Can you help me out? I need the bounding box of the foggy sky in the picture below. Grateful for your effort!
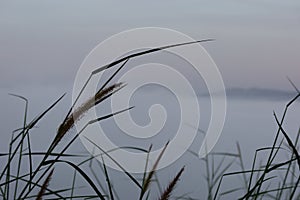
[0,0,300,90]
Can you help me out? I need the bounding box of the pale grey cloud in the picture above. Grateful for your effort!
[0,0,299,90]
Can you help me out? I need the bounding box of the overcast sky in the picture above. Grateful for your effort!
[0,0,300,148]
[0,0,300,91]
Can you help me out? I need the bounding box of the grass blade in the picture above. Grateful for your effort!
[139,142,169,200]
[84,136,142,189]
[42,160,105,200]
[274,112,300,170]
[101,156,114,200]
[63,39,213,133]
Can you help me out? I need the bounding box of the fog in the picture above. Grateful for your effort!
[1,0,300,199]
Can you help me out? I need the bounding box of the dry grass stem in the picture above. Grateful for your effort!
[159,167,185,200]
[36,168,54,200]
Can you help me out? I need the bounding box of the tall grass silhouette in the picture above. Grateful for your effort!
[0,40,211,200]
[0,39,299,199]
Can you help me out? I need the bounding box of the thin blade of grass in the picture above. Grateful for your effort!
[18,107,132,199]
[142,145,153,187]
[78,146,148,166]
[139,141,169,200]
[23,152,86,157]
[247,145,283,193]
[241,92,300,199]
[7,94,32,199]
[0,186,6,200]
[101,156,114,200]
[3,132,14,200]
[274,112,300,170]
[267,158,297,172]
[5,94,29,199]
[211,159,236,190]
[84,136,142,189]
[91,39,214,75]
[290,176,300,199]
[213,169,270,200]
[45,195,100,200]
[64,39,213,131]
[219,187,244,196]
[0,94,65,183]
[236,142,248,188]
[287,76,300,93]
[251,186,297,198]
[288,128,300,199]
[154,172,163,195]
[70,170,76,200]
[42,160,105,200]
[9,173,66,199]
[88,160,107,198]
[95,158,121,200]
[27,93,66,130]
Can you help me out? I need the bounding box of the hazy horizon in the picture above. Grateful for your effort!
[1,0,300,91]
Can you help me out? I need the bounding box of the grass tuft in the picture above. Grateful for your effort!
[159,167,185,200]
[0,41,299,200]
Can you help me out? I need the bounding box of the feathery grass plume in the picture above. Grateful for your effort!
[140,142,169,200]
[159,167,185,200]
[36,168,54,200]
[53,83,124,147]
